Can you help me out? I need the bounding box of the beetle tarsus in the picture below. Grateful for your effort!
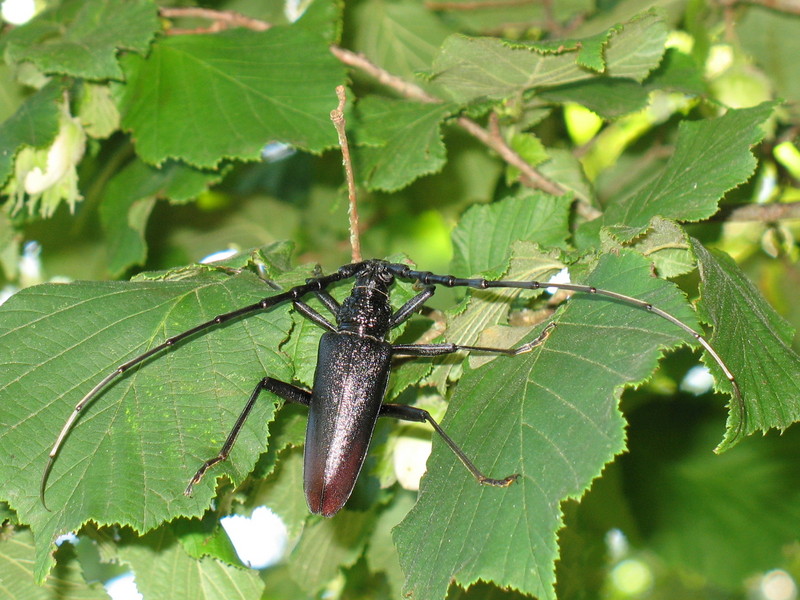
[479,473,520,487]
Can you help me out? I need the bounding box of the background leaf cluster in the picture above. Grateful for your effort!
[1,0,800,599]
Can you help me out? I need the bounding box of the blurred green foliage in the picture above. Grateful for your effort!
[1,0,800,599]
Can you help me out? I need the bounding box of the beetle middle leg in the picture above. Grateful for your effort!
[184,377,311,496]
[392,321,556,357]
[382,323,555,487]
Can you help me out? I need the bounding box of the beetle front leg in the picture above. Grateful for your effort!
[184,377,311,496]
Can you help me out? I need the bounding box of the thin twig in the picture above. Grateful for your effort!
[330,86,362,262]
[457,116,566,197]
[713,202,800,222]
[718,0,800,15]
[330,47,438,103]
[333,46,565,198]
[425,0,536,10]
[157,7,566,202]
[160,7,271,31]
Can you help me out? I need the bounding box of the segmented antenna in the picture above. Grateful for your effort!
[388,263,746,441]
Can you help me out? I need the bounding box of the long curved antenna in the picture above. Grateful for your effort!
[387,264,746,442]
[40,263,369,509]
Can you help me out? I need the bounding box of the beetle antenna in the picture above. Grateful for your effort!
[388,264,746,442]
[39,265,364,508]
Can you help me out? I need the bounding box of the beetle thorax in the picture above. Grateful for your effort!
[337,262,394,339]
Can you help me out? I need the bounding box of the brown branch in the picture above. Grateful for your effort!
[160,7,271,31]
[457,116,565,197]
[425,0,536,10]
[330,86,362,263]
[713,202,800,222]
[331,48,567,199]
[329,47,438,103]
[717,0,800,15]
[155,8,582,209]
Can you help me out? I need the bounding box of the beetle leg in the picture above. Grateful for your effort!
[392,322,555,356]
[314,290,341,317]
[293,300,338,332]
[379,403,518,487]
[388,285,435,328]
[184,377,311,496]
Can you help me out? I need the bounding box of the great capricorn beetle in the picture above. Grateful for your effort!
[41,259,742,517]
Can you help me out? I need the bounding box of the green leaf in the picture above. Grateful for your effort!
[624,400,800,588]
[0,80,65,188]
[537,148,595,207]
[251,445,308,540]
[294,0,344,44]
[436,0,590,36]
[0,528,108,600]
[537,78,650,119]
[0,64,27,123]
[0,503,16,524]
[430,11,667,103]
[395,248,704,600]
[645,48,707,95]
[365,491,416,597]
[76,82,120,139]
[3,0,159,80]
[451,191,571,277]
[350,0,455,82]
[287,510,374,595]
[118,27,346,167]
[428,241,566,393]
[738,6,800,103]
[581,102,776,243]
[692,240,800,449]
[0,211,21,281]
[440,193,573,391]
[284,309,327,389]
[0,266,294,581]
[118,524,264,600]
[100,158,226,275]
[173,514,243,567]
[625,216,695,278]
[355,96,457,191]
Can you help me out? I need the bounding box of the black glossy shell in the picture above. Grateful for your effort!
[304,331,393,516]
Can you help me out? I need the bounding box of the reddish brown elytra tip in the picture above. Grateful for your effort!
[306,481,350,518]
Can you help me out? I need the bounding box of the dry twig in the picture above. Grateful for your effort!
[330,86,362,262]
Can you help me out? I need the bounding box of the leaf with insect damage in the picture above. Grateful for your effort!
[394,248,709,600]
[118,26,345,167]
[692,239,800,450]
[0,265,295,581]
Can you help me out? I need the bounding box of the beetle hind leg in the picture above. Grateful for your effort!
[379,403,519,487]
